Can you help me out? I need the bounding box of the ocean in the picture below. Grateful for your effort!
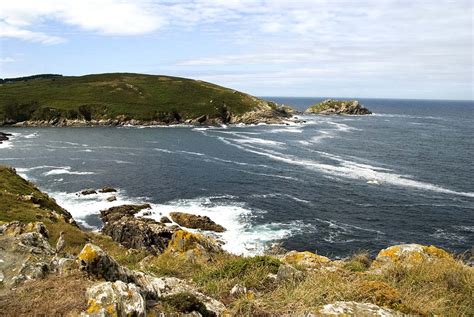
[1,97,473,258]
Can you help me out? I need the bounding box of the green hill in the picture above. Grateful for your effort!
[0,73,291,125]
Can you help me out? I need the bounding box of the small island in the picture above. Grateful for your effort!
[305,99,372,115]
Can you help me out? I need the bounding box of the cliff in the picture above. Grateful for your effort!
[0,165,472,316]
[0,73,294,126]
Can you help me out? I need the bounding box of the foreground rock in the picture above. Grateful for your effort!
[170,212,226,232]
[371,244,453,271]
[78,243,226,316]
[305,99,372,115]
[100,204,175,254]
[318,301,403,316]
[282,250,331,268]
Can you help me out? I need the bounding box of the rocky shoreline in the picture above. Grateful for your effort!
[0,166,473,316]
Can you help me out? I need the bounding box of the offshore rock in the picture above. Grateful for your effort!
[170,212,226,232]
[100,204,174,254]
[99,186,117,193]
[81,189,97,195]
[305,99,372,115]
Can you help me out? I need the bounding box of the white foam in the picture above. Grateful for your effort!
[218,136,474,198]
[234,137,285,147]
[43,167,95,176]
[268,127,303,134]
[0,141,13,149]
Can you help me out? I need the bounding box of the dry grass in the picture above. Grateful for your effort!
[0,273,93,316]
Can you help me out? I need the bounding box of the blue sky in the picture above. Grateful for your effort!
[0,0,472,100]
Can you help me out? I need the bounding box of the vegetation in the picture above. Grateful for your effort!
[0,164,473,316]
[0,73,273,123]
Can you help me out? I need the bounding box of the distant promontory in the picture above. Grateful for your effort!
[0,73,295,126]
[305,99,372,115]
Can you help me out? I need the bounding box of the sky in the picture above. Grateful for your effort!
[0,0,473,100]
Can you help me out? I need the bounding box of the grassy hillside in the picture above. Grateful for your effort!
[0,73,278,124]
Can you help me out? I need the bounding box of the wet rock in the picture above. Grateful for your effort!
[170,212,226,233]
[99,186,117,193]
[317,301,403,316]
[82,281,145,317]
[0,132,12,143]
[100,204,174,254]
[166,230,222,262]
[160,216,171,224]
[371,244,453,270]
[81,189,97,195]
[282,250,331,268]
[106,195,117,202]
[305,99,372,115]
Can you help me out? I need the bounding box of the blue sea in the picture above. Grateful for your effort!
[1,97,473,257]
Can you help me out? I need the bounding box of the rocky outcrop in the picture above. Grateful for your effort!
[166,230,223,262]
[305,99,372,115]
[0,222,55,290]
[170,212,226,232]
[78,244,226,316]
[100,204,175,254]
[282,250,331,268]
[81,189,97,195]
[82,281,146,317]
[99,186,117,193]
[371,244,453,270]
[317,301,404,316]
[0,132,12,144]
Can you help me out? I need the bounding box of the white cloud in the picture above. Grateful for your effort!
[0,0,164,43]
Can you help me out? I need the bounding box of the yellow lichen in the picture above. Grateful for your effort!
[423,245,451,259]
[86,299,101,314]
[283,251,331,267]
[78,244,99,262]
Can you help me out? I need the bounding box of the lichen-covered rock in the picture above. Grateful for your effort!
[317,301,403,316]
[305,99,372,115]
[276,264,304,282]
[166,230,222,262]
[0,221,49,240]
[170,212,226,232]
[133,275,226,316]
[78,243,131,282]
[100,204,175,254]
[82,281,145,317]
[372,244,453,269]
[282,251,331,268]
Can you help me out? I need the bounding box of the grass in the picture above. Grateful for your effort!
[0,73,273,122]
[1,164,473,316]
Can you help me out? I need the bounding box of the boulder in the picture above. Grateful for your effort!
[169,212,226,232]
[81,189,97,195]
[276,264,304,282]
[317,301,403,316]
[78,243,132,282]
[305,99,372,115]
[230,284,247,297]
[282,250,331,268]
[106,196,117,202]
[160,216,171,224]
[82,281,145,317]
[99,186,117,193]
[100,204,174,254]
[371,244,453,270]
[166,230,222,262]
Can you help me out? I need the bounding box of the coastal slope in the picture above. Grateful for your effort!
[0,73,293,126]
[0,165,473,316]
